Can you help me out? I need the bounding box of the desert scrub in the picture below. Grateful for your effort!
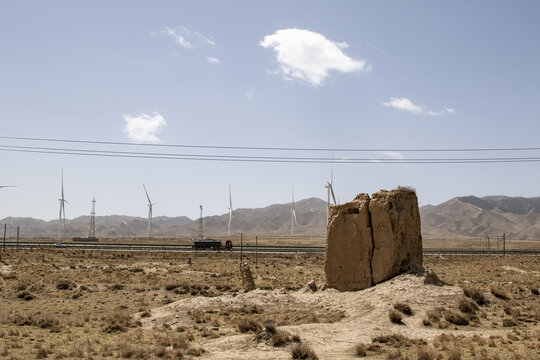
[490,286,510,300]
[388,309,403,324]
[417,348,435,360]
[462,287,489,305]
[444,311,469,326]
[237,318,261,333]
[393,302,413,316]
[289,342,318,360]
[102,313,138,333]
[355,343,367,357]
[458,297,478,314]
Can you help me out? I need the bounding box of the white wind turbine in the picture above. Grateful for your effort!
[291,189,298,236]
[143,184,156,238]
[325,157,336,224]
[227,184,233,237]
[58,170,69,239]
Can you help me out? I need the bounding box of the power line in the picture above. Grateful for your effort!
[2,135,540,153]
[1,146,540,164]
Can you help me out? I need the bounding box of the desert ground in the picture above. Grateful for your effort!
[0,249,539,359]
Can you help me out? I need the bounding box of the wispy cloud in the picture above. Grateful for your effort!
[381,151,404,160]
[123,112,166,143]
[153,26,216,48]
[382,97,455,116]
[259,28,368,86]
[244,88,256,101]
[207,56,220,65]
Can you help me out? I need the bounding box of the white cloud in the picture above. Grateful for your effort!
[259,28,367,86]
[154,26,215,48]
[381,151,405,160]
[207,56,220,64]
[382,97,455,116]
[244,88,256,101]
[123,112,166,143]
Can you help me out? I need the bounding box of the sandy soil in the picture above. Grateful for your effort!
[142,270,531,359]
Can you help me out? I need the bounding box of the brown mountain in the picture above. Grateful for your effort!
[420,195,540,239]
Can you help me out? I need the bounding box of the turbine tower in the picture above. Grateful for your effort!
[228,185,233,236]
[291,190,297,236]
[143,184,155,238]
[88,198,96,239]
[325,158,336,225]
[198,205,204,239]
[57,170,69,239]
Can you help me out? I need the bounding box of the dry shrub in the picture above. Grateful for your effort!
[458,297,478,314]
[237,318,261,333]
[16,291,34,301]
[355,343,367,357]
[289,342,318,360]
[531,288,539,295]
[444,311,469,326]
[56,280,73,290]
[447,348,462,360]
[103,313,136,333]
[394,303,413,316]
[372,334,426,348]
[490,286,511,300]
[386,349,403,359]
[417,348,435,360]
[389,310,403,324]
[185,346,205,357]
[502,318,517,327]
[462,287,488,305]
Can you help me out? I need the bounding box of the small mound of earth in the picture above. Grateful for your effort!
[140,272,481,359]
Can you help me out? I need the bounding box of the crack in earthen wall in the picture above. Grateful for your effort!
[366,203,375,287]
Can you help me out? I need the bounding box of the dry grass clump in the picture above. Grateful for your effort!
[16,291,34,301]
[462,287,489,305]
[447,348,462,360]
[103,313,138,333]
[393,303,413,316]
[389,309,403,324]
[355,343,367,357]
[502,318,517,327]
[444,311,469,326]
[416,348,435,360]
[289,342,318,360]
[56,279,74,290]
[237,318,261,333]
[458,297,478,314]
[490,286,511,300]
[255,320,299,347]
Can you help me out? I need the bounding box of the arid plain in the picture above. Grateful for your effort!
[0,248,539,360]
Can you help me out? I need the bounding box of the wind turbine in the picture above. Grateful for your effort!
[325,156,336,224]
[143,184,156,238]
[58,170,69,239]
[227,184,233,237]
[291,190,298,236]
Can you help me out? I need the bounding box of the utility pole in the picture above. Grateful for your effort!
[240,233,243,262]
[503,233,506,256]
[16,226,19,251]
[198,205,203,239]
[255,235,258,266]
[3,224,6,251]
[89,198,96,239]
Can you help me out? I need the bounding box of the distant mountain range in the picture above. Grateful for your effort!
[0,197,328,238]
[2,195,539,240]
[420,195,540,239]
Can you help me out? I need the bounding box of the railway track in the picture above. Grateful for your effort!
[1,241,539,255]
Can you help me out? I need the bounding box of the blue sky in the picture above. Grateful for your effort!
[1,1,539,220]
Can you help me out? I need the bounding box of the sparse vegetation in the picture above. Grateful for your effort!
[490,286,511,300]
[355,343,367,357]
[444,311,469,326]
[462,287,489,305]
[393,302,413,316]
[289,342,318,360]
[389,309,403,324]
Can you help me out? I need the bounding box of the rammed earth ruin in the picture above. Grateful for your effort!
[325,188,423,291]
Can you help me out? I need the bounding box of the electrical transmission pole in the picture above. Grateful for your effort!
[198,205,203,239]
[89,198,96,239]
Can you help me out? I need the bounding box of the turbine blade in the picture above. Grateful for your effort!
[293,209,297,224]
[328,183,337,205]
[143,184,151,204]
